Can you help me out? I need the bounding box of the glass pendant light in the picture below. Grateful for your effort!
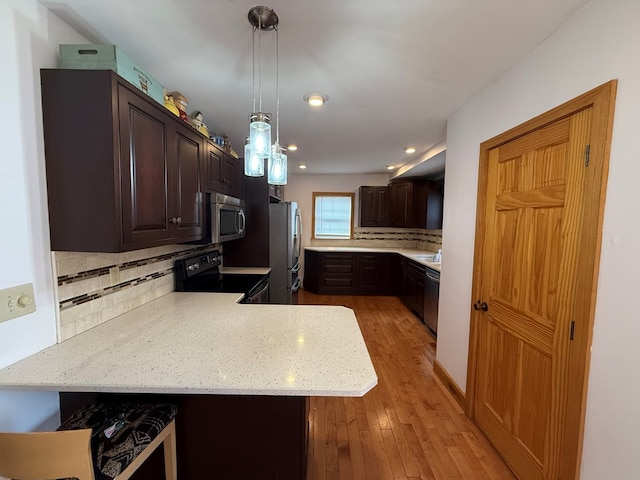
[267,15,287,185]
[268,144,287,185]
[249,113,271,158]
[244,137,264,176]
[246,6,278,177]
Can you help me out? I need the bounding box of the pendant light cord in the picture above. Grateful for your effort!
[258,15,263,112]
[275,26,280,146]
[252,28,256,113]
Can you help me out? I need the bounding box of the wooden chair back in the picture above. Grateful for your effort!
[0,429,95,480]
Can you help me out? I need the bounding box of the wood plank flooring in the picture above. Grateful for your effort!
[299,290,515,480]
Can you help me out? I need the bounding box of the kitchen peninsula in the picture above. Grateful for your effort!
[0,292,377,480]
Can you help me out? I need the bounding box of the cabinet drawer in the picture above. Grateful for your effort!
[322,277,356,288]
[322,253,356,261]
[322,263,355,274]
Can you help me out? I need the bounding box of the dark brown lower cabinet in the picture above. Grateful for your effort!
[304,251,395,296]
[404,260,426,321]
[60,392,309,480]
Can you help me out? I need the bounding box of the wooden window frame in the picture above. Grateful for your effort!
[311,192,355,240]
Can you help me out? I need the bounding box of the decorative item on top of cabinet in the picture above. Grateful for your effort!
[41,69,205,252]
[206,140,245,198]
[359,186,389,227]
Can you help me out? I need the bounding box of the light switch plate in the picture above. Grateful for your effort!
[0,283,36,324]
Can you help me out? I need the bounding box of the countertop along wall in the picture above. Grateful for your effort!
[438,0,640,477]
[285,173,443,280]
[0,0,89,432]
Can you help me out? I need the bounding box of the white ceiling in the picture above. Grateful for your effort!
[40,0,589,177]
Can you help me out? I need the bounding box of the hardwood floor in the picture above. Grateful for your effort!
[299,290,515,480]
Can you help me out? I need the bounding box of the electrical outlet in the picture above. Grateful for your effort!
[109,267,121,285]
[0,283,36,324]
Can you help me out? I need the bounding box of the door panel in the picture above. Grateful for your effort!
[119,87,170,246]
[474,108,590,480]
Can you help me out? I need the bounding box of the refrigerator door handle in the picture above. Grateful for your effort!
[291,262,301,273]
[291,277,302,291]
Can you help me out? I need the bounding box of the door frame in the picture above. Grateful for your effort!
[466,80,617,479]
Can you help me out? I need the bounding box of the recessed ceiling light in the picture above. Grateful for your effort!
[303,92,329,107]
[386,165,396,171]
[298,164,307,169]
[287,144,298,151]
[405,147,416,154]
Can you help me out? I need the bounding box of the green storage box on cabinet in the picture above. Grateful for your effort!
[59,44,164,105]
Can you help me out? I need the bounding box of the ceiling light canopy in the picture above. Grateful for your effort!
[304,92,328,107]
[244,6,287,185]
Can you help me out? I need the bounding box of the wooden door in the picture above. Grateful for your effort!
[205,140,225,193]
[172,127,204,241]
[390,181,412,227]
[467,81,616,480]
[118,84,172,247]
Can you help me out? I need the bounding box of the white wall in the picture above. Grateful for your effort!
[285,172,390,247]
[437,0,640,477]
[0,0,88,431]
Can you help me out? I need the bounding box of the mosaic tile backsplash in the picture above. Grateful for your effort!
[52,227,441,342]
[310,227,443,251]
[53,244,217,341]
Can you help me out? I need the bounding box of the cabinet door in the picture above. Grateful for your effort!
[358,253,390,294]
[172,127,205,241]
[359,186,389,227]
[390,181,413,227]
[406,261,426,320]
[223,154,243,198]
[119,85,172,247]
[426,179,444,229]
[206,141,225,193]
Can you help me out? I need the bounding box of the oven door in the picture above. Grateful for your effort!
[245,277,270,304]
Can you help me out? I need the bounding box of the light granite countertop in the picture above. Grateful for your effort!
[0,293,377,397]
[220,266,271,275]
[304,246,441,272]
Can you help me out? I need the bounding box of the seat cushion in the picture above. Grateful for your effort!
[58,402,177,480]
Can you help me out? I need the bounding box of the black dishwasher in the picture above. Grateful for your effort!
[424,267,440,335]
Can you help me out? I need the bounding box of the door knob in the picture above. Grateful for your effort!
[473,301,488,312]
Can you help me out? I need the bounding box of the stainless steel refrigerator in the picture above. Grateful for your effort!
[268,202,301,304]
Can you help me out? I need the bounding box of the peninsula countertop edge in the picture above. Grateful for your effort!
[0,292,378,397]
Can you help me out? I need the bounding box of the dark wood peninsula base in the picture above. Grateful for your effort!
[60,392,310,480]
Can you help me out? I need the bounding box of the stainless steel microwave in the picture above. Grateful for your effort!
[211,193,246,243]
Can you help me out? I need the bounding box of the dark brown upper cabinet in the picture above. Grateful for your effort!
[206,140,244,199]
[359,186,389,227]
[41,69,206,252]
[388,179,444,229]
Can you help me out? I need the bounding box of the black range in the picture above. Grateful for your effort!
[174,251,270,304]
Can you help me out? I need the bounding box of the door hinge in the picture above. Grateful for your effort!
[584,144,591,167]
[570,320,575,341]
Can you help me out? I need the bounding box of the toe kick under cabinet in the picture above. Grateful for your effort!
[41,69,207,252]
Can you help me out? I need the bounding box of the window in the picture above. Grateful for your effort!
[312,192,355,239]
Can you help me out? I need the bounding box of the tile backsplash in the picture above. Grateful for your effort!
[53,244,217,342]
[310,227,442,251]
[52,228,441,342]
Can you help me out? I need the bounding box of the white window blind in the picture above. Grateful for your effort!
[314,194,353,238]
